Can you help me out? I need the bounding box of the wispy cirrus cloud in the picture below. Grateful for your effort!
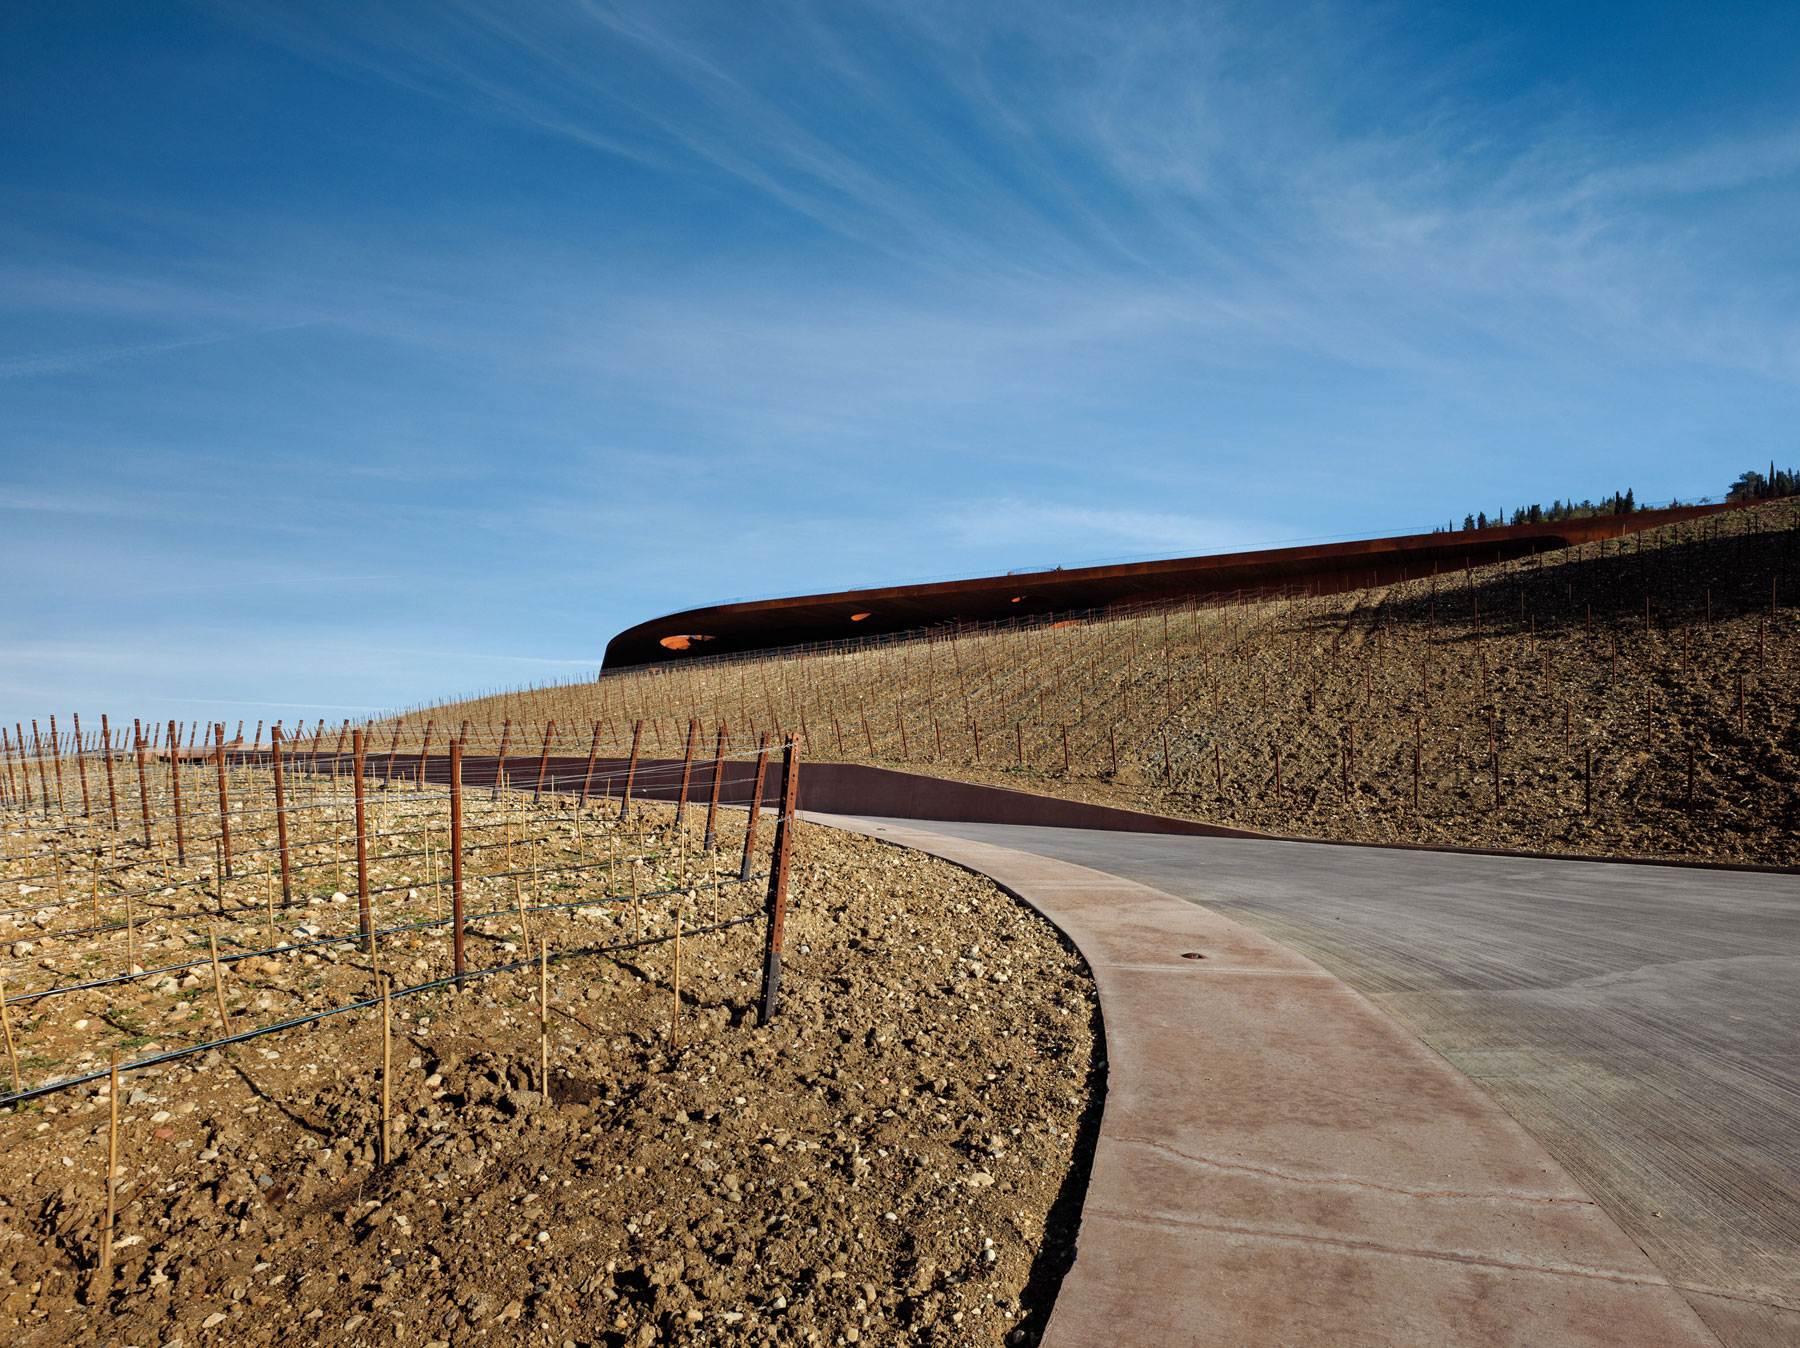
[0,328,306,380]
[3,1,1797,727]
[197,0,1800,395]
[939,500,1275,562]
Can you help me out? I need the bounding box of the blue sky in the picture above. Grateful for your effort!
[3,0,1798,732]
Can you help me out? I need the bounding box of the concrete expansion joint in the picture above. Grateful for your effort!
[1086,1206,1680,1290]
[1110,1132,1594,1205]
[1099,962,1332,976]
[1669,1283,1800,1317]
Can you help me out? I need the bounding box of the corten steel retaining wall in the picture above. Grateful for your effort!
[604,501,1744,668]
[309,753,1796,876]
[275,752,1260,838]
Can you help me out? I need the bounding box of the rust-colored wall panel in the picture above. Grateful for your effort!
[604,502,1736,668]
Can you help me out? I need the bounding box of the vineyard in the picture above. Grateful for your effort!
[0,736,1099,1346]
[2,494,1793,1346]
[382,497,1800,867]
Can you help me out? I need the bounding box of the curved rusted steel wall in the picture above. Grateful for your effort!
[604,502,1740,669]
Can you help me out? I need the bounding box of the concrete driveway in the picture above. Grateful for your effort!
[842,818,1800,1347]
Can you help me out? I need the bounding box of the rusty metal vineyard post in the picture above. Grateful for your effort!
[703,723,728,851]
[101,714,119,829]
[740,732,772,882]
[450,738,466,983]
[533,720,556,800]
[579,720,603,806]
[166,720,186,864]
[213,723,233,879]
[757,735,801,1026]
[619,719,643,821]
[675,718,698,825]
[48,715,65,813]
[383,725,403,788]
[72,713,90,817]
[491,716,513,801]
[416,720,435,791]
[134,723,152,848]
[353,730,372,952]
[271,726,293,904]
[31,721,50,815]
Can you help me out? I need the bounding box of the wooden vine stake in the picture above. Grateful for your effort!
[539,944,552,1092]
[379,974,392,1167]
[513,876,532,958]
[1412,718,1422,813]
[99,1052,119,1289]
[0,970,20,1093]
[208,933,233,1036]
[669,914,683,1051]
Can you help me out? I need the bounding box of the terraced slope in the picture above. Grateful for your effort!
[383,498,1798,866]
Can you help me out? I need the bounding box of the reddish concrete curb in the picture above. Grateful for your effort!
[808,812,1723,1348]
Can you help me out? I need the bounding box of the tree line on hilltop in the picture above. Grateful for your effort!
[1431,463,1796,534]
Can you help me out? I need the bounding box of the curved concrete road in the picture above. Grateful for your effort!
[840,818,1800,1348]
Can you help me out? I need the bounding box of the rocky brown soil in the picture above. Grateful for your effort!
[0,817,1102,1348]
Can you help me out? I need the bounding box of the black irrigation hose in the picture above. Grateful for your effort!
[1,747,764,862]
[1,870,769,1008]
[0,803,699,920]
[0,777,716,892]
[0,912,762,1108]
[3,761,778,988]
[0,806,673,897]
[5,841,700,945]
